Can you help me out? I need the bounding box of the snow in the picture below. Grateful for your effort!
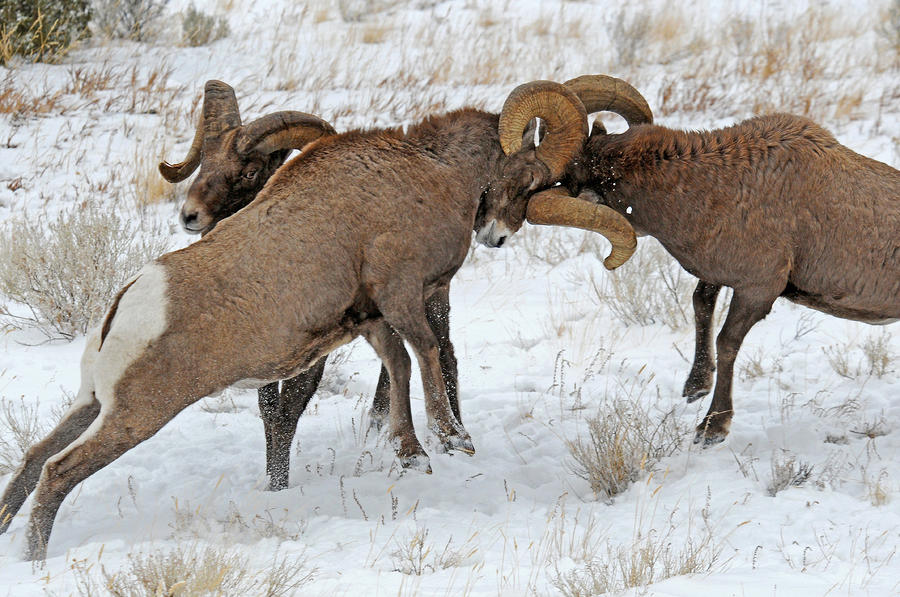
[1,0,898,595]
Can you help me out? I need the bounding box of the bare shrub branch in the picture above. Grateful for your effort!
[0,202,169,339]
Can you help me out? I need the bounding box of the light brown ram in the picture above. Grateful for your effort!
[479,74,900,445]
[0,80,633,560]
[158,80,460,492]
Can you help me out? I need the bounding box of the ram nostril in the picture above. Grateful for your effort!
[496,236,507,248]
[181,210,202,232]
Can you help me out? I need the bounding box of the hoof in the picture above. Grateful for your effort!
[428,422,475,456]
[683,369,714,402]
[390,435,431,473]
[684,388,710,403]
[368,412,387,434]
[444,435,475,456]
[399,453,432,474]
[693,429,727,447]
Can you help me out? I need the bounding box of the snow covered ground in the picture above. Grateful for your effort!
[0,0,898,594]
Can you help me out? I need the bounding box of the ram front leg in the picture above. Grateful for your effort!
[684,280,722,401]
[362,323,431,473]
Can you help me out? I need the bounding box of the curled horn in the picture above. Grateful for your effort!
[526,187,636,269]
[563,74,653,126]
[158,80,242,183]
[236,112,336,156]
[498,80,588,179]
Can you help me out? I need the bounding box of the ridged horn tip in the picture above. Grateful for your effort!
[525,187,637,270]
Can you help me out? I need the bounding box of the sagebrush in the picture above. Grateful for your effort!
[92,0,168,42]
[566,397,685,502]
[0,393,74,475]
[181,4,229,47]
[0,203,169,339]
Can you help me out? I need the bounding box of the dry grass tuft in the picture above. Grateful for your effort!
[767,450,814,497]
[566,393,685,503]
[64,63,118,97]
[552,529,726,596]
[861,329,894,378]
[0,72,64,117]
[72,543,314,596]
[546,493,737,596]
[865,470,891,507]
[588,239,696,331]
[389,526,479,575]
[130,140,180,206]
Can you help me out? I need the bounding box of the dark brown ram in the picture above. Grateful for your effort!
[480,74,900,445]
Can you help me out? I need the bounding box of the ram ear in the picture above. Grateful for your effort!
[520,118,547,151]
[589,119,607,137]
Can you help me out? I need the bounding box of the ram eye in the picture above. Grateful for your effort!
[243,169,258,181]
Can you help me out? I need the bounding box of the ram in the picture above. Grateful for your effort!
[158,80,459,492]
[0,79,629,560]
[480,74,900,446]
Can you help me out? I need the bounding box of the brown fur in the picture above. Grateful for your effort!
[2,108,510,560]
[493,112,900,444]
[172,98,460,492]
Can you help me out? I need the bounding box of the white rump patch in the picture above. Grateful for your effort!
[44,268,167,472]
[91,262,168,407]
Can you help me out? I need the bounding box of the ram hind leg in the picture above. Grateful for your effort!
[683,280,722,401]
[369,366,391,432]
[259,356,327,492]
[26,384,189,561]
[362,323,430,472]
[0,392,100,536]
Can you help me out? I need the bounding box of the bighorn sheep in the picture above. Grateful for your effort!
[158,80,460,492]
[479,74,900,445]
[1,80,630,559]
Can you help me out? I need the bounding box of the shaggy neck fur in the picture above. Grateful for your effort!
[576,114,845,266]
